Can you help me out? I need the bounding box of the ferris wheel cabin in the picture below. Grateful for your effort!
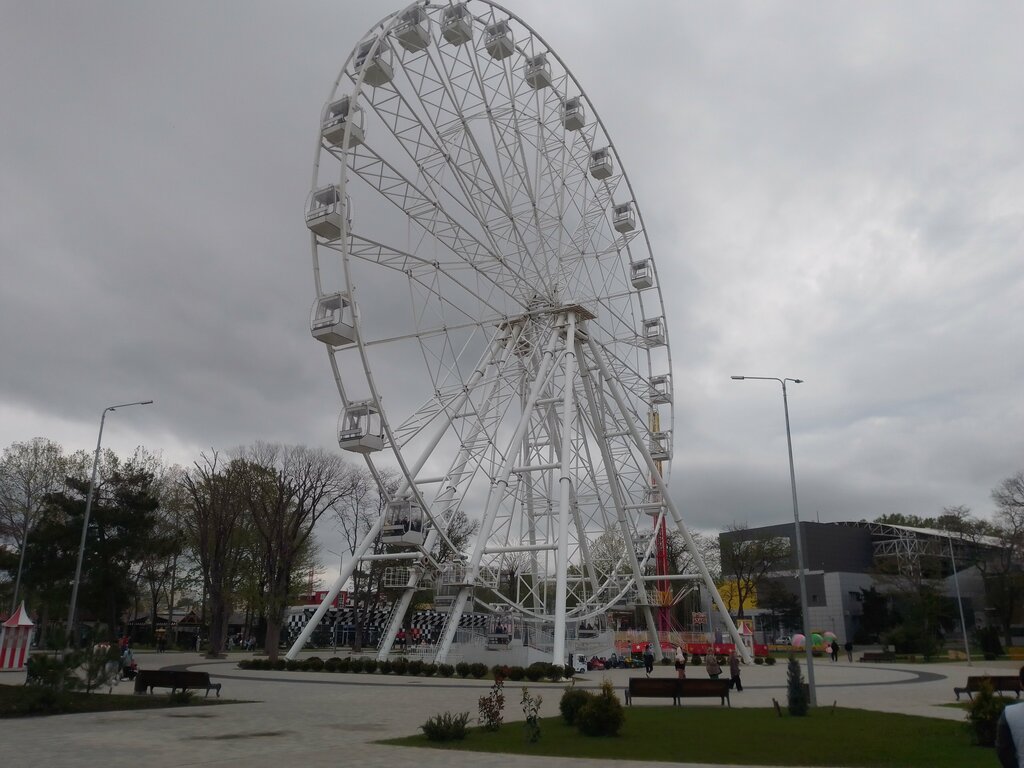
[306,185,348,240]
[630,259,653,289]
[484,21,514,60]
[640,316,666,347]
[589,148,614,179]
[321,97,364,148]
[395,6,431,52]
[561,96,585,131]
[310,292,356,347]
[649,431,672,461]
[353,39,393,86]
[441,3,472,46]
[381,499,426,548]
[337,401,383,453]
[613,202,636,233]
[524,53,552,89]
[649,374,673,404]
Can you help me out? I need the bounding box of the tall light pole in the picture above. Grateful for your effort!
[731,375,817,706]
[66,399,153,647]
[947,534,972,666]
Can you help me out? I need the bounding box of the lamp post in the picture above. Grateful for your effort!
[66,400,153,647]
[731,375,816,706]
[947,534,972,666]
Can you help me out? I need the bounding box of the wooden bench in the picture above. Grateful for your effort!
[134,669,222,697]
[624,677,731,706]
[859,652,896,662]
[678,678,731,706]
[953,676,1021,701]
[624,677,679,705]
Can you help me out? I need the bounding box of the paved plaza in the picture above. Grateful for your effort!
[1,652,1015,768]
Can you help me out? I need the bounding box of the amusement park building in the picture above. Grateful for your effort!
[718,520,1010,644]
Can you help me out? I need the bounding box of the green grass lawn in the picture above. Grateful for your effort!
[0,685,231,718]
[383,706,992,767]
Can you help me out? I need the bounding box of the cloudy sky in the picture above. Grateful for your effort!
[3,0,1023,569]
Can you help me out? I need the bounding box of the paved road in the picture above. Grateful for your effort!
[1,652,1013,767]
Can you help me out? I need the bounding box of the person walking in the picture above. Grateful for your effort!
[674,645,687,679]
[728,649,743,691]
[643,644,655,676]
[844,640,854,663]
[705,652,722,679]
[830,639,840,663]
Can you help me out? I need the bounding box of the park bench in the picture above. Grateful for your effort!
[624,677,679,705]
[678,678,731,706]
[134,669,222,697]
[953,676,1021,701]
[859,652,896,662]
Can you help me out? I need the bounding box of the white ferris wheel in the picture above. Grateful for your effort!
[288,0,747,665]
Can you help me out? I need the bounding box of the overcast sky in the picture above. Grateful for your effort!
[3,0,1022,574]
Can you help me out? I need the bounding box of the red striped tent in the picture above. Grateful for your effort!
[0,602,35,670]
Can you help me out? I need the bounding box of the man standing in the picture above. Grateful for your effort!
[643,644,655,677]
[728,650,743,692]
[997,701,1024,768]
[844,640,854,663]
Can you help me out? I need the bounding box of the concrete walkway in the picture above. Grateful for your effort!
[1,652,1016,768]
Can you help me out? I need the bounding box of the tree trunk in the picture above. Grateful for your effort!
[264,615,282,660]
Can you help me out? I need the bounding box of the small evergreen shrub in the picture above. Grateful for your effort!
[559,686,594,725]
[337,657,352,672]
[786,656,809,716]
[525,662,545,682]
[690,653,702,665]
[379,660,393,675]
[349,657,365,673]
[966,680,1007,746]
[307,657,324,671]
[765,656,777,666]
[324,657,339,672]
[391,658,408,676]
[422,663,437,677]
[754,656,765,665]
[508,665,526,681]
[438,663,455,678]
[285,659,301,671]
[492,664,511,680]
[470,662,488,679]
[363,658,379,674]
[546,664,563,682]
[576,680,624,737]
[272,659,286,670]
[420,711,470,742]
[408,659,424,676]
[562,663,575,680]
[455,661,471,678]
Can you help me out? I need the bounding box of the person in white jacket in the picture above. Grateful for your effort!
[997,701,1024,768]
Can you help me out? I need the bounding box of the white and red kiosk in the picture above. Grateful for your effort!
[0,602,35,671]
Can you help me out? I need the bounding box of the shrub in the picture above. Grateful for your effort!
[546,664,564,682]
[438,663,454,678]
[236,659,252,670]
[521,687,543,743]
[273,659,286,671]
[508,666,526,681]
[478,678,505,731]
[324,657,340,672]
[754,656,765,665]
[765,656,777,666]
[285,659,301,672]
[420,711,471,742]
[307,657,324,671]
[559,686,594,725]
[470,662,488,679]
[455,661,471,678]
[337,657,352,673]
[391,658,408,676]
[26,653,81,691]
[362,658,379,674]
[786,656,809,716]
[562,663,575,680]
[690,653,702,665]
[379,660,393,675]
[408,659,424,676]
[422,663,437,677]
[491,664,511,680]
[168,689,195,706]
[525,663,545,682]
[349,657,364,673]
[576,680,624,737]
[966,680,1007,746]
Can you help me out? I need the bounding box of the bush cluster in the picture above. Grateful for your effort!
[575,680,625,737]
[420,711,470,741]
[236,655,570,682]
[558,687,593,725]
[965,680,1008,746]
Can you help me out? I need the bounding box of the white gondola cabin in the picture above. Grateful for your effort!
[337,401,383,453]
[310,292,356,347]
[381,498,426,548]
[484,21,514,60]
[640,316,666,347]
[395,6,430,52]
[561,96,585,130]
[353,39,393,86]
[441,3,472,45]
[321,97,364,148]
[630,259,653,289]
[524,53,551,89]
[649,430,672,461]
[649,374,673,404]
[305,185,348,239]
[613,201,636,233]
[589,147,613,179]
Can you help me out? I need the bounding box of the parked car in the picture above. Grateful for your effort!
[775,636,793,646]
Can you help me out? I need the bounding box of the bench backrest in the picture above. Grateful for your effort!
[678,679,730,694]
[175,671,212,686]
[967,676,1021,689]
[628,678,678,695]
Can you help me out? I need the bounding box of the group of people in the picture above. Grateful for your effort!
[641,644,744,691]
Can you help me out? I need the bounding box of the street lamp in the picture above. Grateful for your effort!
[66,399,153,647]
[947,534,972,666]
[731,375,817,706]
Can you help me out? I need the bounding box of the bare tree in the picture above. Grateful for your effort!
[181,452,249,656]
[239,443,355,659]
[719,524,792,619]
[986,472,1024,646]
[0,438,69,612]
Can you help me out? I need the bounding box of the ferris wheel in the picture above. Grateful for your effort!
[288,0,747,665]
